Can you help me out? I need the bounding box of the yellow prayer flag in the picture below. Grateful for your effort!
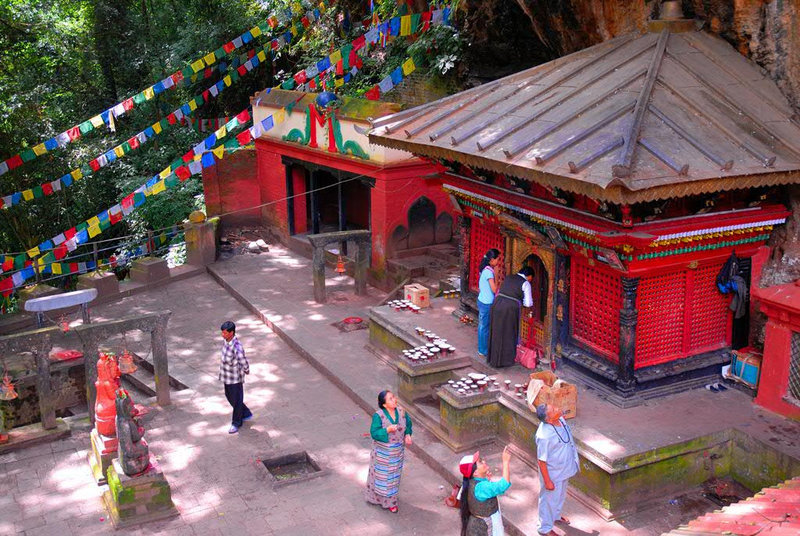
[151,180,166,195]
[334,77,344,88]
[152,122,162,134]
[87,216,100,228]
[250,25,262,38]
[87,225,101,238]
[223,75,232,87]
[257,51,267,63]
[274,109,286,125]
[144,87,155,100]
[191,59,205,73]
[329,50,342,66]
[26,246,40,258]
[402,58,415,75]
[22,190,34,201]
[70,169,83,180]
[159,168,171,179]
[37,257,46,268]
[90,115,105,128]
[33,143,47,156]
[114,146,125,158]
[52,263,62,275]
[212,146,225,159]
[203,52,216,66]
[188,99,198,112]
[214,126,227,139]
[400,15,411,36]
[292,2,302,14]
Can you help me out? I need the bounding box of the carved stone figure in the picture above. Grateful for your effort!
[115,388,149,476]
[95,352,121,437]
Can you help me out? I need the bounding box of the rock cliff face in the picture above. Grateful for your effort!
[461,0,800,110]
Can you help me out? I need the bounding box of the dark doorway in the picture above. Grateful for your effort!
[731,257,751,350]
[304,170,371,236]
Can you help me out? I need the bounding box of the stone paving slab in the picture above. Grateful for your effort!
[0,273,459,536]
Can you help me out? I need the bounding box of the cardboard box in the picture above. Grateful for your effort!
[404,283,430,308]
[529,371,577,419]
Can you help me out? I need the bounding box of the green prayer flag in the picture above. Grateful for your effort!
[165,175,179,188]
[160,119,170,130]
[224,138,238,149]
[99,219,110,231]
[76,222,88,232]
[410,13,421,34]
[342,44,353,71]
[79,121,93,134]
[32,186,43,198]
[42,251,55,263]
[230,70,240,83]
[13,254,25,270]
[80,165,93,176]
[182,66,194,79]
[194,95,204,107]
[215,47,226,59]
[170,158,183,170]
[122,142,132,153]
[20,149,36,162]
[133,93,146,104]
[281,79,295,90]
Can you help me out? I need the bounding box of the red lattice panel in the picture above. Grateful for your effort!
[635,270,687,368]
[571,262,622,362]
[468,219,504,292]
[520,318,546,350]
[689,262,731,353]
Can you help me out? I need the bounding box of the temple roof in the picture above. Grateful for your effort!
[252,89,402,122]
[368,28,800,203]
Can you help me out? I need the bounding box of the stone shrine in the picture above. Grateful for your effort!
[88,352,121,485]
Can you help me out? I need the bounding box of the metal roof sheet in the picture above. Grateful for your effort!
[369,29,800,203]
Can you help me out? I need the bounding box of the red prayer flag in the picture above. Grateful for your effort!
[236,131,252,145]
[175,166,191,181]
[42,182,53,196]
[202,90,210,102]
[66,126,81,141]
[204,68,213,79]
[236,110,250,123]
[268,16,278,28]
[109,211,122,224]
[301,16,310,28]
[0,277,13,297]
[128,136,140,149]
[64,228,76,240]
[89,159,101,172]
[237,65,247,76]
[167,113,177,125]
[122,194,134,209]
[172,71,184,85]
[123,98,134,111]
[223,41,235,53]
[6,154,23,170]
[336,59,344,76]
[271,39,280,50]
[365,86,380,101]
[182,151,194,163]
[309,79,317,90]
[0,197,4,210]
[2,258,13,271]
[353,36,366,51]
[69,263,78,274]
[294,71,307,84]
[54,244,67,260]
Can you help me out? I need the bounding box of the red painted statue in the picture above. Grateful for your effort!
[94,352,122,437]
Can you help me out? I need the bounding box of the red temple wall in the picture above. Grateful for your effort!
[202,149,261,227]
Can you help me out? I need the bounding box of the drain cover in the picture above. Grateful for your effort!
[258,451,327,488]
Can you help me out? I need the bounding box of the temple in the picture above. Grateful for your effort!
[369,16,800,402]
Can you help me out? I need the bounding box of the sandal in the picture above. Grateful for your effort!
[389,506,398,513]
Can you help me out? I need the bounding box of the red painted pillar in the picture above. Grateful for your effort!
[752,280,800,420]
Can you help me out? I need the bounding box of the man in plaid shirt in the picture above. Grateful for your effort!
[219,321,252,434]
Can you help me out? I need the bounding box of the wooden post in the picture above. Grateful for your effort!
[354,238,368,296]
[35,337,56,429]
[552,252,570,358]
[285,164,295,236]
[617,276,640,395]
[311,245,326,303]
[151,319,171,406]
[82,336,99,423]
[310,171,319,235]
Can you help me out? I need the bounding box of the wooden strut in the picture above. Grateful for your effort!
[504,69,645,159]
[649,103,734,170]
[474,34,637,152]
[612,29,670,179]
[638,137,689,176]
[450,36,630,149]
[484,36,657,155]
[534,100,636,165]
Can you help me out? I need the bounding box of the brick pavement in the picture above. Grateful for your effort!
[0,274,459,536]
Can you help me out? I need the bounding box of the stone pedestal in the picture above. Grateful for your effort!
[184,220,217,266]
[18,284,63,311]
[77,271,120,300]
[130,258,170,285]
[396,355,470,403]
[438,387,500,450]
[88,428,118,485]
[102,457,177,529]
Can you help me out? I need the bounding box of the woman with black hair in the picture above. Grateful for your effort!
[365,390,413,513]
[459,446,512,536]
[488,266,535,368]
[477,249,502,358]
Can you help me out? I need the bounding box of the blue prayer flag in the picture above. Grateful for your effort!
[75,229,89,245]
[40,240,53,252]
[62,174,73,187]
[181,104,191,116]
[204,134,217,150]
[201,152,215,168]
[98,210,109,222]
[242,31,252,44]
[11,192,21,205]
[104,150,116,163]
[390,18,400,35]
[101,110,111,124]
[44,138,58,151]
[261,116,274,131]
[144,126,155,138]
[391,67,403,84]
[153,81,165,95]
[317,57,331,72]
[134,192,146,207]
[22,266,35,280]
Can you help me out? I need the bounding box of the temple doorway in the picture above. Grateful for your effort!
[509,238,555,360]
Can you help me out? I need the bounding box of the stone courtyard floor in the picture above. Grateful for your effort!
[1,245,799,535]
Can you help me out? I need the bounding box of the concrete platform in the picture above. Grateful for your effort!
[207,247,800,534]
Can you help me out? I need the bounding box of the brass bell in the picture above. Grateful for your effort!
[0,373,18,400]
[336,255,346,274]
[118,351,138,375]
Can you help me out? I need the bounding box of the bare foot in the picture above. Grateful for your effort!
[558,515,570,525]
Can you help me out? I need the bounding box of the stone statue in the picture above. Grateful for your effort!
[95,352,121,437]
[115,388,149,476]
